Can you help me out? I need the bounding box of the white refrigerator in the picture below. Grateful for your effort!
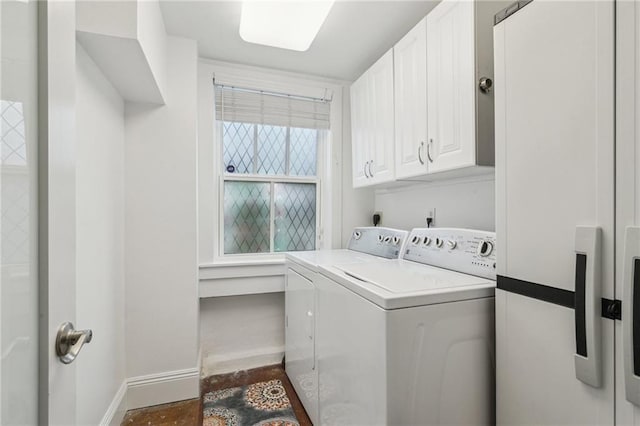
[494,0,617,424]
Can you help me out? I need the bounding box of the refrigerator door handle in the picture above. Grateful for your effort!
[623,227,640,405]
[574,226,602,388]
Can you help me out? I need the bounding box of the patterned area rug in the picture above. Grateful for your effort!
[203,379,301,426]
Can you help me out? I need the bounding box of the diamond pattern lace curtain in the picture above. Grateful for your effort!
[215,85,331,130]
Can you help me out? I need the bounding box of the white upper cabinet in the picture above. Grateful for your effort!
[350,73,370,187]
[426,0,475,173]
[422,0,502,178]
[350,50,395,188]
[350,0,502,188]
[394,18,428,179]
[368,50,395,184]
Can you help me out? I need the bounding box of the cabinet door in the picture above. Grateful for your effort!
[426,0,475,173]
[394,18,428,179]
[368,49,395,184]
[495,1,614,424]
[285,268,318,424]
[616,1,640,424]
[350,74,370,188]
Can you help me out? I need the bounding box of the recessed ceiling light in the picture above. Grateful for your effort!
[239,1,335,52]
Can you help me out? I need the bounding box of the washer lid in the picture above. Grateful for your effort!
[320,259,495,309]
[286,249,380,272]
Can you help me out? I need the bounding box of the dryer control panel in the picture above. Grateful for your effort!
[403,228,496,280]
[347,227,408,259]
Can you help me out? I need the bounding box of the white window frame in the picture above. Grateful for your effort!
[217,122,326,258]
[198,59,345,266]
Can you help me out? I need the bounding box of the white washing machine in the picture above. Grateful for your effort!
[285,227,408,424]
[316,228,496,425]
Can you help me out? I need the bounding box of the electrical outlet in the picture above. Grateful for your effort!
[373,211,383,226]
[426,208,436,227]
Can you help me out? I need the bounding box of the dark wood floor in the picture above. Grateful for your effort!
[121,399,201,426]
[122,364,312,425]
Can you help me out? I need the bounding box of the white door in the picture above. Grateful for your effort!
[2,1,90,424]
[616,1,640,423]
[426,0,475,173]
[42,1,86,424]
[495,1,615,425]
[368,50,395,185]
[394,18,427,179]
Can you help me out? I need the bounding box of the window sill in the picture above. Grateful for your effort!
[199,259,286,298]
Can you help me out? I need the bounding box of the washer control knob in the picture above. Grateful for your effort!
[378,235,384,243]
[411,235,421,245]
[435,238,444,248]
[446,240,457,249]
[422,236,431,246]
[353,231,362,240]
[392,236,401,245]
[477,240,494,257]
[383,236,392,244]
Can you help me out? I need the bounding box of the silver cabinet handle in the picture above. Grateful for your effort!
[364,161,370,178]
[624,227,640,405]
[368,160,374,177]
[574,226,602,388]
[427,139,434,163]
[56,322,93,364]
[418,141,425,165]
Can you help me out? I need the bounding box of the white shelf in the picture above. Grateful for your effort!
[199,262,285,298]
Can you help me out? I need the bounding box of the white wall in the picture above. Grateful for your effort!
[374,176,496,232]
[200,294,285,376]
[124,36,199,407]
[136,0,167,99]
[75,43,126,424]
[75,1,137,39]
[196,61,215,264]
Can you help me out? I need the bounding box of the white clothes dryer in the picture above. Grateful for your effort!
[285,227,408,424]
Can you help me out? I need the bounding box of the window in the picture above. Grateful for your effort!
[215,85,330,255]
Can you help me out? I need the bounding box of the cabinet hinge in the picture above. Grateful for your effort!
[601,298,621,320]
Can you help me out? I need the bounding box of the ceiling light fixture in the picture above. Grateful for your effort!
[239,1,335,52]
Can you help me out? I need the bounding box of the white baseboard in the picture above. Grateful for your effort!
[127,367,200,410]
[100,380,127,426]
[202,346,284,376]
